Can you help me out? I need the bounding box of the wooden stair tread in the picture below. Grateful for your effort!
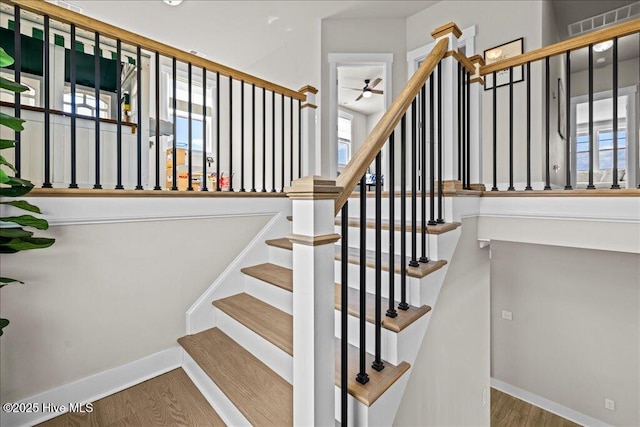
[241,263,293,292]
[336,217,462,235]
[335,283,431,333]
[213,293,293,356]
[265,237,293,251]
[336,245,448,279]
[335,339,410,406]
[178,328,292,426]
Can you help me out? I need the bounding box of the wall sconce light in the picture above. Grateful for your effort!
[163,0,184,6]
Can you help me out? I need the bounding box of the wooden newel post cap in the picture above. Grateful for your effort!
[431,22,462,39]
[285,176,343,200]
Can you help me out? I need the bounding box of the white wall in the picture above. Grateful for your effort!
[407,1,545,189]
[395,216,491,427]
[321,17,407,178]
[491,241,640,427]
[0,206,271,402]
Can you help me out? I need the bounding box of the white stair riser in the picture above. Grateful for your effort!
[334,311,400,365]
[419,266,448,307]
[268,245,293,269]
[335,261,422,306]
[340,226,450,259]
[215,309,293,384]
[335,385,369,427]
[428,228,461,261]
[182,352,252,427]
[244,275,293,314]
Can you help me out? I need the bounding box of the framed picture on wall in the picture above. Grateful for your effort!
[558,78,566,139]
[483,38,524,90]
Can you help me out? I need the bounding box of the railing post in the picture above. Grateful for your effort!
[285,176,341,427]
[431,24,461,187]
[469,56,485,187]
[299,86,318,177]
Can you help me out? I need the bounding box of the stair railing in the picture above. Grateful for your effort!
[479,18,640,191]
[2,0,316,193]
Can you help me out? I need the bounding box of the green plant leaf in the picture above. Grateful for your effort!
[0,155,16,173]
[0,168,8,184]
[0,318,9,337]
[1,236,55,251]
[5,176,34,188]
[0,185,32,197]
[1,215,49,230]
[0,112,25,132]
[0,76,29,93]
[0,140,15,150]
[0,200,42,213]
[0,48,14,68]
[0,228,33,238]
[0,277,24,288]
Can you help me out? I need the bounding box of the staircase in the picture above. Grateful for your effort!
[177,194,463,426]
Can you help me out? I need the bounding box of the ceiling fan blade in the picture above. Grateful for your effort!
[344,87,363,91]
[369,77,382,89]
[355,93,363,102]
[371,89,384,95]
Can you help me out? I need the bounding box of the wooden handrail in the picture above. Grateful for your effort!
[481,18,640,76]
[334,37,449,215]
[6,0,306,101]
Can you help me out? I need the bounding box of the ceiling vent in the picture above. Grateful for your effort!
[45,0,83,14]
[568,1,640,37]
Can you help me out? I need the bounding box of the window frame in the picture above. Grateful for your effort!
[337,110,353,168]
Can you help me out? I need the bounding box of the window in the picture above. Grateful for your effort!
[0,71,40,107]
[338,113,352,167]
[167,76,213,152]
[576,130,626,171]
[63,87,111,119]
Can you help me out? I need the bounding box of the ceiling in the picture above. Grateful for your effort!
[69,1,438,74]
[338,65,385,115]
[552,0,638,40]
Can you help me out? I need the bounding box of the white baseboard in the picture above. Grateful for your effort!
[490,378,612,427]
[1,346,182,427]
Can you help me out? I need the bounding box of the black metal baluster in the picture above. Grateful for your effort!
[281,93,285,192]
[356,175,369,385]
[42,15,52,188]
[290,97,294,186]
[587,44,595,190]
[13,5,21,177]
[187,63,193,191]
[340,201,349,425]
[202,69,209,191]
[298,100,302,178]
[169,57,177,190]
[409,99,419,268]
[429,75,436,227]
[154,52,161,190]
[437,62,444,223]
[272,92,276,192]
[251,83,256,192]
[465,70,471,190]
[69,24,78,188]
[457,62,462,182]
[216,72,221,191]
[373,153,384,372]
[135,47,143,190]
[508,67,515,191]
[226,75,231,191]
[565,51,572,190]
[399,115,409,311]
[420,84,428,263]
[526,62,532,190]
[387,131,397,319]
[240,81,245,192]
[461,67,466,188]
[612,38,620,189]
[492,71,498,191]
[93,33,102,189]
[544,58,551,190]
[262,87,267,192]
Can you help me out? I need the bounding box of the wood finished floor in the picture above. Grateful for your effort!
[38,368,225,427]
[491,388,581,427]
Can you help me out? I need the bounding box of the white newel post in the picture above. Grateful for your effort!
[299,86,318,177]
[469,56,484,187]
[431,24,460,182]
[286,176,342,427]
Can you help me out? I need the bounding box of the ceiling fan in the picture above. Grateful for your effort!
[345,78,383,102]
